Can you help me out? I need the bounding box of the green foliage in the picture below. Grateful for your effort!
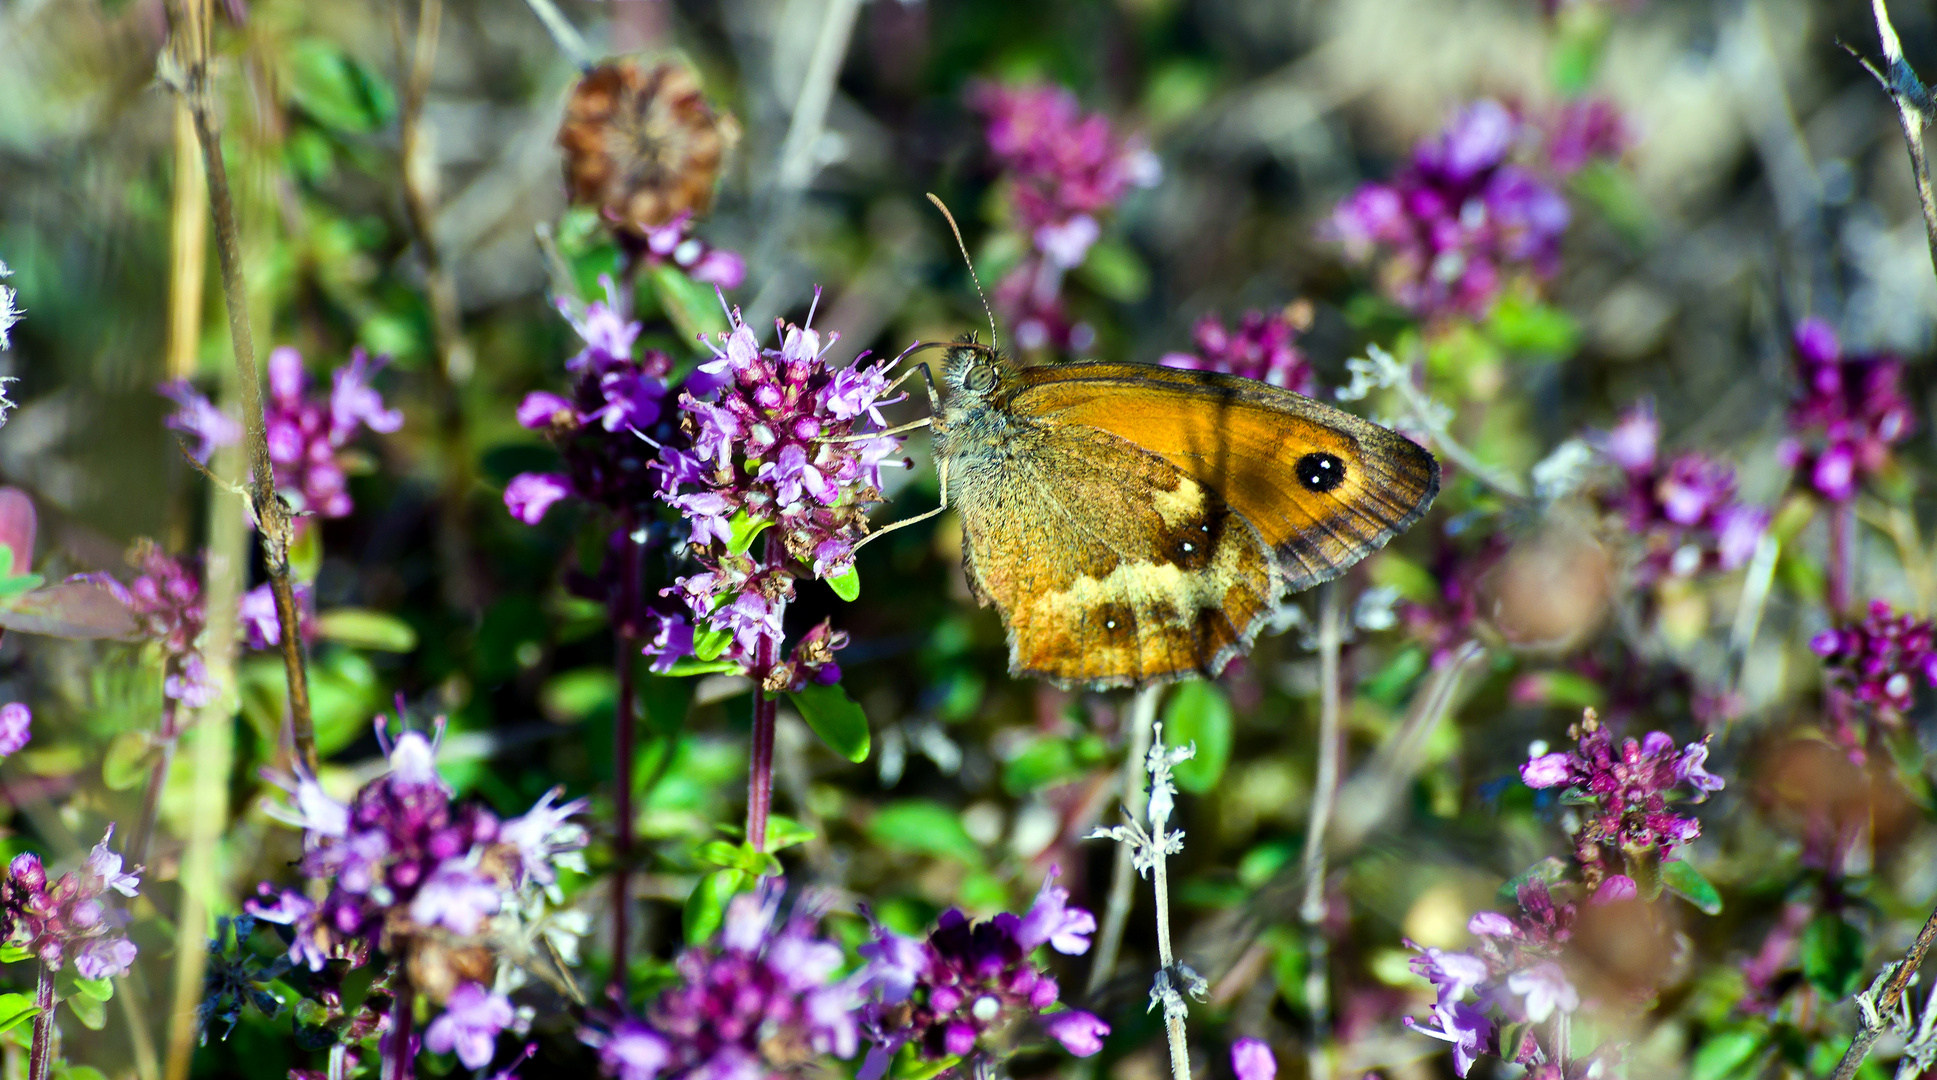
[1162,680,1231,792]
[787,683,870,762]
[868,801,983,864]
[1800,914,1866,999]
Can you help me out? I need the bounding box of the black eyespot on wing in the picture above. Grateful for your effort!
[1162,494,1227,571]
[1296,452,1347,493]
[1093,602,1137,643]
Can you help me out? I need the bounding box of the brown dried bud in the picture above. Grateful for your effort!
[558,58,740,235]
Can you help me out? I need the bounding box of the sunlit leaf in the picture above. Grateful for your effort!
[0,994,37,1036]
[683,869,744,946]
[826,569,860,601]
[316,609,418,653]
[787,683,869,763]
[868,801,981,864]
[102,731,153,792]
[1662,860,1723,915]
[1164,681,1231,793]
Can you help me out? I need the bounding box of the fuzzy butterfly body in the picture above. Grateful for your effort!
[934,342,1439,690]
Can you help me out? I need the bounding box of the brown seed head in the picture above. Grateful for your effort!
[558,58,740,235]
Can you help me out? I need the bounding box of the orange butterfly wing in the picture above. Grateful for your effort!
[1011,363,1441,593]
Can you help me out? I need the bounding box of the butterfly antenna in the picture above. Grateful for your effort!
[925,192,999,351]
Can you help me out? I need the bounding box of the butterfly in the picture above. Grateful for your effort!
[863,199,1441,690]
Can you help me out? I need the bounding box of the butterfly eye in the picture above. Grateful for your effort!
[965,364,998,393]
[1296,452,1347,493]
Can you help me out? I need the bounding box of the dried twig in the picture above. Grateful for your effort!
[164,0,315,768]
[1299,582,1345,1080]
[1847,0,1937,276]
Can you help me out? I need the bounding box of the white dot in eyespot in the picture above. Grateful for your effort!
[1181,542,1194,552]
[1105,619,1117,630]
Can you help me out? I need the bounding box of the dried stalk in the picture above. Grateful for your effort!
[1833,905,1937,1080]
[165,103,207,381]
[1087,685,1161,996]
[1299,581,1345,1080]
[166,0,315,767]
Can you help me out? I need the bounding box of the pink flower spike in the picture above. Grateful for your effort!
[1591,875,1638,905]
[1231,1038,1276,1080]
[1520,751,1574,788]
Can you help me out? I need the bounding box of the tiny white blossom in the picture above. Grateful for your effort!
[1531,438,1596,502]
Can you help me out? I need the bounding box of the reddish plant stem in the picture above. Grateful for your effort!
[382,983,414,1080]
[27,963,53,1080]
[1829,501,1857,620]
[746,536,784,854]
[610,513,640,998]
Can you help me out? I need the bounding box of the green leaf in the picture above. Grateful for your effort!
[1163,681,1232,793]
[725,511,772,556]
[63,990,104,1031]
[316,609,419,653]
[286,40,396,133]
[1801,913,1866,999]
[1076,239,1150,304]
[868,800,982,864]
[73,977,112,1002]
[0,994,37,1036]
[658,657,744,678]
[1661,860,1723,915]
[692,626,733,662]
[1688,1029,1764,1080]
[0,942,33,963]
[826,569,860,602]
[52,1066,106,1080]
[787,684,869,763]
[763,815,816,852]
[684,869,744,946]
[648,263,730,347]
[1002,737,1081,795]
[695,840,782,877]
[539,668,617,722]
[1487,294,1580,357]
[101,731,153,792]
[0,572,44,600]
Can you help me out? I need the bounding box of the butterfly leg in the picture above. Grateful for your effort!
[852,458,950,553]
[820,416,932,444]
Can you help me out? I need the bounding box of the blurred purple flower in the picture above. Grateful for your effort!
[504,473,575,525]
[239,581,316,650]
[0,703,29,757]
[1231,1039,1276,1080]
[1405,1000,1492,1077]
[1015,865,1096,955]
[158,381,242,463]
[1593,401,1767,582]
[1330,98,1622,320]
[639,213,747,290]
[1812,600,1937,719]
[1542,99,1631,175]
[2,827,141,976]
[1159,309,1315,393]
[1780,318,1914,502]
[425,982,514,1070]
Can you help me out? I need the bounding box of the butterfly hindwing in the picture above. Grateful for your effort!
[952,420,1279,689]
[1011,364,1441,592]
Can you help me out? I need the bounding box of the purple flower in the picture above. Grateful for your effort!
[0,703,30,757]
[1159,309,1315,393]
[1506,962,1579,1022]
[1593,401,1767,583]
[239,581,316,650]
[425,982,514,1070]
[644,613,696,674]
[1814,600,1937,722]
[1410,945,1491,1005]
[410,860,503,935]
[1783,319,1914,502]
[593,1021,672,1080]
[505,473,575,525]
[158,381,242,463]
[1015,865,1097,955]
[654,294,907,674]
[1543,98,1632,175]
[3,827,142,975]
[73,936,137,980]
[516,391,576,431]
[499,789,590,886]
[1676,741,1726,798]
[1601,401,1659,472]
[329,349,405,442]
[1591,875,1639,905]
[1467,911,1516,937]
[1231,1038,1276,1080]
[1329,98,1605,319]
[86,830,142,898]
[1405,1000,1492,1077]
[1519,751,1575,788]
[1043,1011,1109,1056]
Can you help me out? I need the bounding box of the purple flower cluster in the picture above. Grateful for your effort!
[856,868,1107,1078]
[970,82,1160,351]
[1404,882,1580,1077]
[2,828,141,979]
[1811,600,1937,717]
[1158,309,1315,393]
[425,982,518,1070]
[1330,99,1623,320]
[584,884,857,1080]
[1519,711,1722,895]
[248,717,589,974]
[98,543,213,706]
[1780,318,1915,503]
[649,296,906,677]
[1594,401,1767,582]
[162,346,402,520]
[505,280,678,529]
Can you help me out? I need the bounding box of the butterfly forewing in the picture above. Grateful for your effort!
[1013,364,1441,592]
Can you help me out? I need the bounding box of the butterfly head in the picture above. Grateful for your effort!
[941,333,1011,406]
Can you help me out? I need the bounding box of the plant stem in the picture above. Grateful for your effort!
[610,514,640,998]
[746,534,786,854]
[167,0,315,769]
[1144,723,1191,1080]
[1087,685,1161,996]
[26,964,52,1080]
[165,102,207,382]
[1829,501,1856,619]
[127,681,181,868]
[1299,581,1345,1080]
[518,0,592,70]
[1833,902,1937,1080]
[383,983,415,1080]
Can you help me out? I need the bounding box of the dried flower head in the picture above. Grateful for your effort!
[560,58,740,236]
